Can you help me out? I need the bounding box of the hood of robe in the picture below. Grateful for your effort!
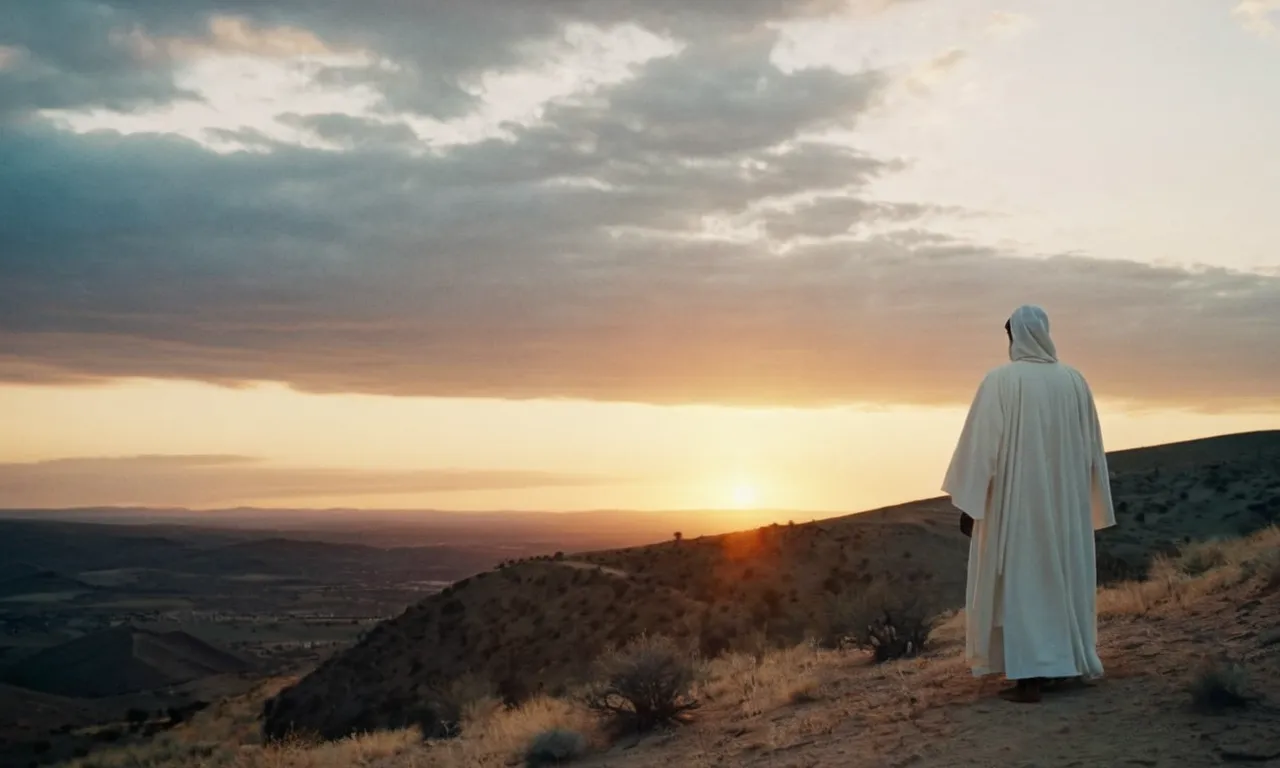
[1007,304,1058,363]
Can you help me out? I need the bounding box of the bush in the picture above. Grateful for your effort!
[524,728,588,766]
[423,673,496,737]
[822,583,933,662]
[583,635,699,732]
[1187,657,1254,713]
[1179,541,1228,576]
[863,608,932,662]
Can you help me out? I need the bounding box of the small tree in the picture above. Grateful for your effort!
[583,634,699,732]
[673,532,683,543]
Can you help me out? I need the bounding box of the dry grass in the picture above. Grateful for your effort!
[702,644,826,718]
[1098,526,1279,618]
[428,695,598,768]
[58,728,423,768]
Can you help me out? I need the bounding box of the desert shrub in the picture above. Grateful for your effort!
[428,673,497,736]
[1179,541,1228,576]
[862,608,932,662]
[524,728,588,766]
[1187,658,1253,713]
[582,634,699,733]
[821,583,934,662]
[1240,545,1280,591]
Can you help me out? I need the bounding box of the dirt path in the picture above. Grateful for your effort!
[552,560,630,579]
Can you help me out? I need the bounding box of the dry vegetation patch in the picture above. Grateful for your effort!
[582,635,700,733]
[1187,657,1256,714]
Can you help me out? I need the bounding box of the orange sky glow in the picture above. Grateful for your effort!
[2,379,1277,515]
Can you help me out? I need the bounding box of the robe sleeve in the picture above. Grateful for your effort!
[942,371,1004,520]
[1083,379,1116,530]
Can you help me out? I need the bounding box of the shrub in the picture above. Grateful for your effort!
[1187,658,1253,713]
[426,673,496,736]
[524,728,588,766]
[1179,541,1228,576]
[822,583,933,662]
[863,608,932,662]
[583,635,699,732]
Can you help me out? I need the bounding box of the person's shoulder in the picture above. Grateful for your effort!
[1056,362,1090,385]
[984,361,1022,381]
[976,363,1018,392]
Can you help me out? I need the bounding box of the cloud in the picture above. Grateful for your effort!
[0,0,862,123]
[904,47,967,95]
[0,455,614,508]
[986,11,1034,40]
[1,1,1277,413]
[1232,0,1280,38]
[119,15,340,61]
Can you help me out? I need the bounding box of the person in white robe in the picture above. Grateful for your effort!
[942,304,1116,703]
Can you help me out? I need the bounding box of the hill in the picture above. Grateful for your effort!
[64,526,1280,768]
[261,431,1280,741]
[0,570,96,599]
[2,628,253,698]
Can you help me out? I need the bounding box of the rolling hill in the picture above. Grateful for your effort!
[0,569,96,599]
[2,628,253,699]
[262,431,1280,741]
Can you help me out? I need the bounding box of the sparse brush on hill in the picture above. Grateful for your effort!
[582,634,699,733]
[1178,540,1230,576]
[1248,547,1280,592]
[48,519,1280,768]
[254,435,1280,745]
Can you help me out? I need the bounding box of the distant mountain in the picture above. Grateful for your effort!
[0,569,96,599]
[0,506,794,549]
[1,627,252,698]
[262,430,1280,741]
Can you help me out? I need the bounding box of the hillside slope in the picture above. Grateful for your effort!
[2,628,253,698]
[262,431,1280,741]
[62,526,1280,768]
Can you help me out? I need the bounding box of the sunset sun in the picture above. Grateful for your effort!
[730,481,761,509]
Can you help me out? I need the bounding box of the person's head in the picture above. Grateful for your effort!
[1005,305,1057,363]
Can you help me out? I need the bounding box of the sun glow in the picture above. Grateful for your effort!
[730,481,761,509]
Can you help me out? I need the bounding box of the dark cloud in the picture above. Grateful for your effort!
[0,3,194,117]
[0,455,615,508]
[1,1,1277,411]
[0,0,862,120]
[279,113,419,148]
[759,197,948,240]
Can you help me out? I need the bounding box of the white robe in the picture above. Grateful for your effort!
[943,305,1116,681]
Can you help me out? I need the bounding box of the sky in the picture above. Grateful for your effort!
[1,0,1279,516]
